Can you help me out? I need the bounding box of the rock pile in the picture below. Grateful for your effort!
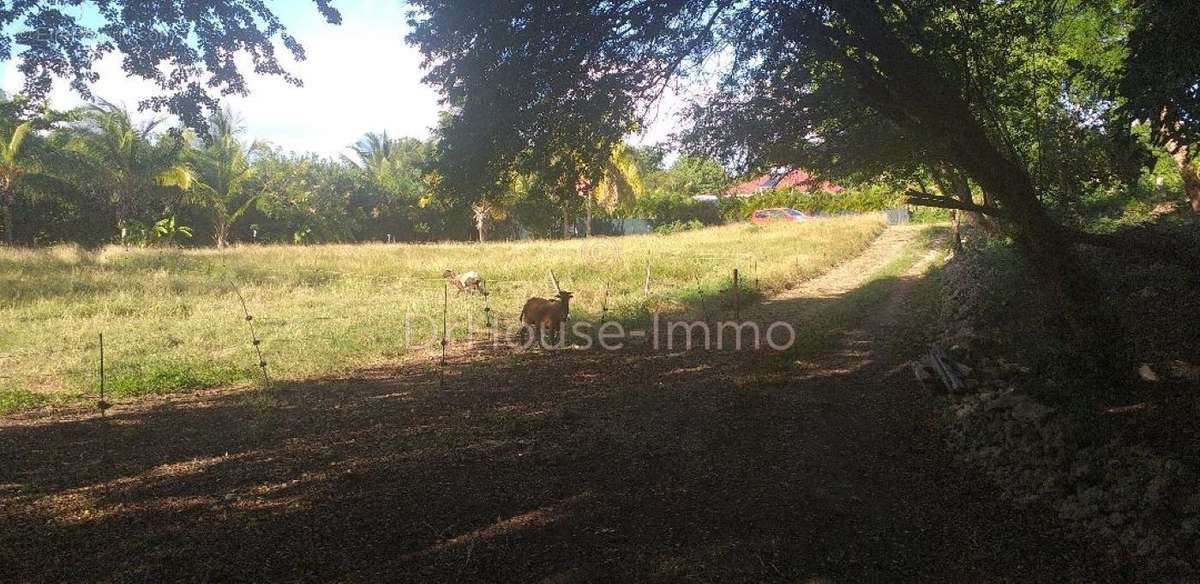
[947,388,1199,578]
[935,244,1200,580]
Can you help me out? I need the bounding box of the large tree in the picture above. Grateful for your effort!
[0,1,341,129]
[407,0,1183,380]
[1120,0,1200,213]
[582,141,644,236]
[343,131,436,241]
[0,94,76,244]
[649,154,730,198]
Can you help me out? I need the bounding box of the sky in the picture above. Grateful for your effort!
[0,0,680,159]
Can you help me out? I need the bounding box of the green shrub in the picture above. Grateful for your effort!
[633,189,723,227]
[653,219,705,235]
[720,183,903,221]
[910,207,952,223]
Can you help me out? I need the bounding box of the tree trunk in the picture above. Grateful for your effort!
[585,196,593,237]
[929,164,969,249]
[562,207,570,239]
[819,1,1129,384]
[1,184,13,244]
[114,191,128,245]
[1167,143,1200,213]
[962,155,1127,383]
[1,202,12,244]
[215,216,229,248]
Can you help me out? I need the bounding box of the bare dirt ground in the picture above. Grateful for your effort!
[0,226,1113,582]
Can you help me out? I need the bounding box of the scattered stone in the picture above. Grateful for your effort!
[1137,364,1160,382]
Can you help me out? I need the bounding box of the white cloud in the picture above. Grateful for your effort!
[223,0,443,157]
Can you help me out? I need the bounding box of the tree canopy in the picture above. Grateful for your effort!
[0,0,342,129]
[405,0,1200,379]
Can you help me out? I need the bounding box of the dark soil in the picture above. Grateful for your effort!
[0,231,1114,582]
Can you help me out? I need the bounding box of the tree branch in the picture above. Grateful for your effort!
[905,190,1007,217]
[641,0,731,108]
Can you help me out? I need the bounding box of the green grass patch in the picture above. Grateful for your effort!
[102,359,250,398]
[0,386,48,414]
[0,215,888,412]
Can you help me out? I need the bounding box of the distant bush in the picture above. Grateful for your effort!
[629,183,907,228]
[653,219,705,235]
[720,183,903,221]
[910,207,952,223]
[633,190,723,228]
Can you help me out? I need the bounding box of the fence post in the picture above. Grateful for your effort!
[483,291,492,328]
[439,282,448,388]
[600,283,610,324]
[441,282,448,366]
[733,269,740,320]
[98,333,110,414]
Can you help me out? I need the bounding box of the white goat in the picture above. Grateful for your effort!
[443,269,487,295]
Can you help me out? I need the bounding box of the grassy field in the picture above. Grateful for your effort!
[0,215,886,412]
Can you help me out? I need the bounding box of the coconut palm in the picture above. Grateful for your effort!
[0,107,74,244]
[582,142,644,237]
[344,131,429,194]
[344,131,398,180]
[189,106,258,247]
[64,100,194,242]
[0,120,33,243]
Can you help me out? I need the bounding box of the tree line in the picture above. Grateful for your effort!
[0,94,786,247]
[0,96,440,247]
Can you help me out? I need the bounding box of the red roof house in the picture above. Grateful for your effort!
[728,168,844,197]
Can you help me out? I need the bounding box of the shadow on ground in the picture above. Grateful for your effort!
[0,268,1112,582]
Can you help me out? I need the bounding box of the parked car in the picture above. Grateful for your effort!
[750,207,810,224]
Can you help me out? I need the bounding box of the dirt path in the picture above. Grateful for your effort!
[753,223,932,313]
[0,227,1110,582]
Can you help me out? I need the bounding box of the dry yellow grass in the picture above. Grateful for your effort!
[0,215,885,411]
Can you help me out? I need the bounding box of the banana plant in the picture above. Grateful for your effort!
[152,215,194,246]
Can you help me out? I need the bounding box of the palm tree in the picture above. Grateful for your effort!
[64,100,194,242]
[472,201,494,243]
[0,110,72,244]
[344,131,398,181]
[344,131,429,195]
[582,142,644,237]
[0,120,33,243]
[189,106,258,248]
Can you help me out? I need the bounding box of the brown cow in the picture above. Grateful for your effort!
[520,271,573,343]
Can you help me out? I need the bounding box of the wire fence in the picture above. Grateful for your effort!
[4,250,781,415]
